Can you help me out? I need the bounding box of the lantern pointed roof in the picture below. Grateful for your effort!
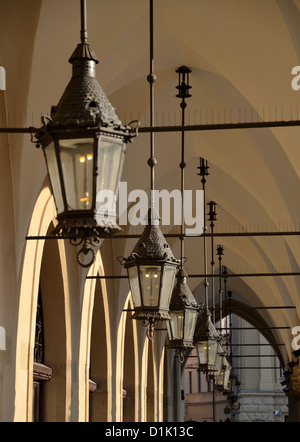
[50,41,121,128]
[129,223,178,262]
[124,209,179,264]
[169,268,199,309]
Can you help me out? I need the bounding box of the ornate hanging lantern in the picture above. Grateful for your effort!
[195,309,221,372]
[35,0,137,267]
[214,356,231,391]
[166,269,200,362]
[123,211,179,339]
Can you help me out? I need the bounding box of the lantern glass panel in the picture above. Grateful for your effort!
[207,339,218,366]
[160,265,177,308]
[223,364,231,390]
[184,309,198,342]
[214,358,224,385]
[168,310,184,340]
[216,369,224,387]
[214,345,224,376]
[196,339,218,366]
[96,137,124,217]
[140,265,161,307]
[59,138,94,210]
[43,141,64,214]
[196,341,208,365]
[127,265,142,308]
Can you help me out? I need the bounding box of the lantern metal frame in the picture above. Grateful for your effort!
[123,213,180,339]
[215,356,231,392]
[194,159,222,373]
[166,66,200,362]
[167,268,200,362]
[195,309,221,373]
[35,0,138,267]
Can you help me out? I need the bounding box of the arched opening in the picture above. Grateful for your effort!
[14,184,56,421]
[123,303,136,422]
[37,231,67,422]
[89,279,108,421]
[185,281,290,422]
[147,340,155,422]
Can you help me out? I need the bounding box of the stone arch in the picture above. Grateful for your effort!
[14,183,56,421]
[14,180,99,422]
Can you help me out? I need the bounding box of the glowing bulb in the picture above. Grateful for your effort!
[154,274,158,278]
[87,154,93,160]
[79,156,85,163]
[145,274,150,278]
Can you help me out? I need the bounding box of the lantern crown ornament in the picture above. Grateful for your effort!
[129,216,177,263]
[51,42,121,128]
[169,269,199,312]
[35,0,138,267]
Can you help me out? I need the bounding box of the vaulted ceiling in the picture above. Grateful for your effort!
[1,0,300,364]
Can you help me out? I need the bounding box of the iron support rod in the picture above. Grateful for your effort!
[226,367,283,369]
[188,272,300,278]
[0,128,38,134]
[80,0,88,43]
[139,120,300,133]
[231,355,279,358]
[85,272,300,279]
[217,326,290,330]
[26,230,300,240]
[185,366,283,369]
[148,0,156,217]
[224,306,295,310]
[230,343,285,346]
[3,119,300,136]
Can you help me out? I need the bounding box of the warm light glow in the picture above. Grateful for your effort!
[79,156,85,163]
[146,273,158,278]
[87,154,93,160]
